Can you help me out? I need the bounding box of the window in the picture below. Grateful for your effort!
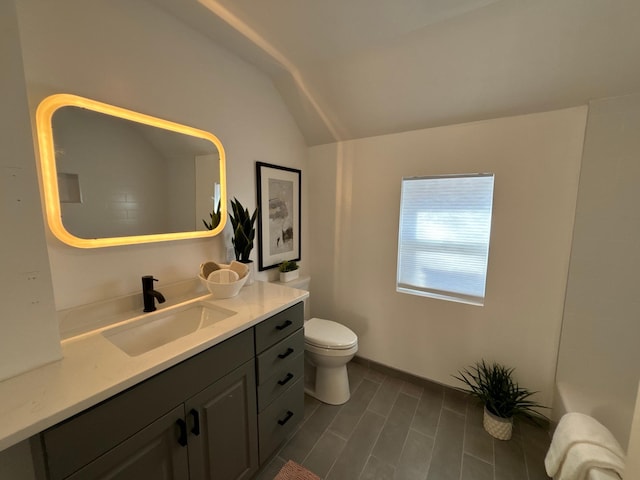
[397,173,495,305]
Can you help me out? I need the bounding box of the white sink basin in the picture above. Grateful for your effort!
[102,302,237,356]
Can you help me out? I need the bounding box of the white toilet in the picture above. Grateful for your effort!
[283,276,358,405]
[304,317,358,405]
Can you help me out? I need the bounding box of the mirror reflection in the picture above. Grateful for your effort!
[53,107,220,238]
[36,93,226,248]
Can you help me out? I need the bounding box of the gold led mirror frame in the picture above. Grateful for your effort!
[36,94,227,248]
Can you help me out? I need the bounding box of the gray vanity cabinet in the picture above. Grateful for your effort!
[33,301,305,480]
[35,329,257,480]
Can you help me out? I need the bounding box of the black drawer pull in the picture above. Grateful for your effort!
[176,418,188,447]
[278,347,294,359]
[276,319,293,331]
[278,410,294,426]
[278,372,294,386]
[190,409,200,436]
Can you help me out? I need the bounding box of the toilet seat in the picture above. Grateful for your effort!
[304,318,357,350]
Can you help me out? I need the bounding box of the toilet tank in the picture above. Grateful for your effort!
[282,276,311,320]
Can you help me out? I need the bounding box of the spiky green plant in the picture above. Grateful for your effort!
[202,199,222,231]
[453,360,549,421]
[229,197,257,263]
[278,260,299,273]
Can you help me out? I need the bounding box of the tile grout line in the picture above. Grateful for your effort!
[423,387,445,480]
[523,436,531,480]
[392,388,422,474]
[352,401,386,480]
[492,432,496,480]
[327,369,384,480]
[326,373,381,443]
[300,403,348,467]
[459,398,470,480]
[356,415,387,480]
[317,431,347,480]
[464,451,494,466]
[355,370,396,479]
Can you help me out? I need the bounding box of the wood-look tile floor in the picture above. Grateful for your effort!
[255,361,551,480]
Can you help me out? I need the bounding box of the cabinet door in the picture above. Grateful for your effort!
[186,360,258,480]
[66,405,189,480]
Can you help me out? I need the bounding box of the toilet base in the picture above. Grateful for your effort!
[304,362,351,405]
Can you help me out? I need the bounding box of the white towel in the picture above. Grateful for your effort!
[546,413,626,476]
[555,443,625,480]
[586,467,622,480]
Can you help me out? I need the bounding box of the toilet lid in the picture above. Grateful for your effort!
[305,318,357,349]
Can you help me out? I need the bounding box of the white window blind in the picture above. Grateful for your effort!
[397,173,495,305]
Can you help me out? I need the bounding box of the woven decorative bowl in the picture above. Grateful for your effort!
[198,262,249,299]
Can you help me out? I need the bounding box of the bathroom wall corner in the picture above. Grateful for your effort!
[0,0,61,382]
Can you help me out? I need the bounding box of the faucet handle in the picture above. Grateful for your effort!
[142,275,158,288]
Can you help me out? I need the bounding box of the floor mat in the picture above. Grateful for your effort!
[274,460,321,480]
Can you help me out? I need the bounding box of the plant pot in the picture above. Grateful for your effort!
[240,260,255,286]
[483,406,513,440]
[279,270,299,283]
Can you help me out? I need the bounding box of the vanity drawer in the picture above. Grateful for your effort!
[258,378,304,464]
[254,302,303,353]
[256,328,304,383]
[257,354,303,412]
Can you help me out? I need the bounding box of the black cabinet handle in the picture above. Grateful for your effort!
[277,410,294,426]
[190,409,200,436]
[278,347,294,359]
[176,419,188,447]
[276,319,293,331]
[277,372,294,386]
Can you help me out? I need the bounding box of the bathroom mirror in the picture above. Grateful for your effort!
[36,94,227,248]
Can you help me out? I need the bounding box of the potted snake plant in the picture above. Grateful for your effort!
[453,360,549,440]
[229,197,257,284]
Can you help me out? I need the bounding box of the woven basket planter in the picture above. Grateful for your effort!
[483,406,513,440]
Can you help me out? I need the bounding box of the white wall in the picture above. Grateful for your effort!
[309,107,587,408]
[555,94,640,450]
[0,0,61,382]
[16,0,308,310]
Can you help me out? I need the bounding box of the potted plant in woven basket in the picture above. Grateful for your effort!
[453,360,549,440]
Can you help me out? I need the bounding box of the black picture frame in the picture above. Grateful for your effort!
[256,162,301,271]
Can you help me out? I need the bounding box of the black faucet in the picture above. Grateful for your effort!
[142,275,166,312]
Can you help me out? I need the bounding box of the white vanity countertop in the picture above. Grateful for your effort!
[0,281,308,452]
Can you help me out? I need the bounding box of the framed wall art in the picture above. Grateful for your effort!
[256,162,301,271]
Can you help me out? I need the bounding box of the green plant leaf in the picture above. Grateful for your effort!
[278,260,299,272]
[202,198,222,231]
[229,197,257,262]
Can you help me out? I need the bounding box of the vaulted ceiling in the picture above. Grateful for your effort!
[148,0,640,146]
